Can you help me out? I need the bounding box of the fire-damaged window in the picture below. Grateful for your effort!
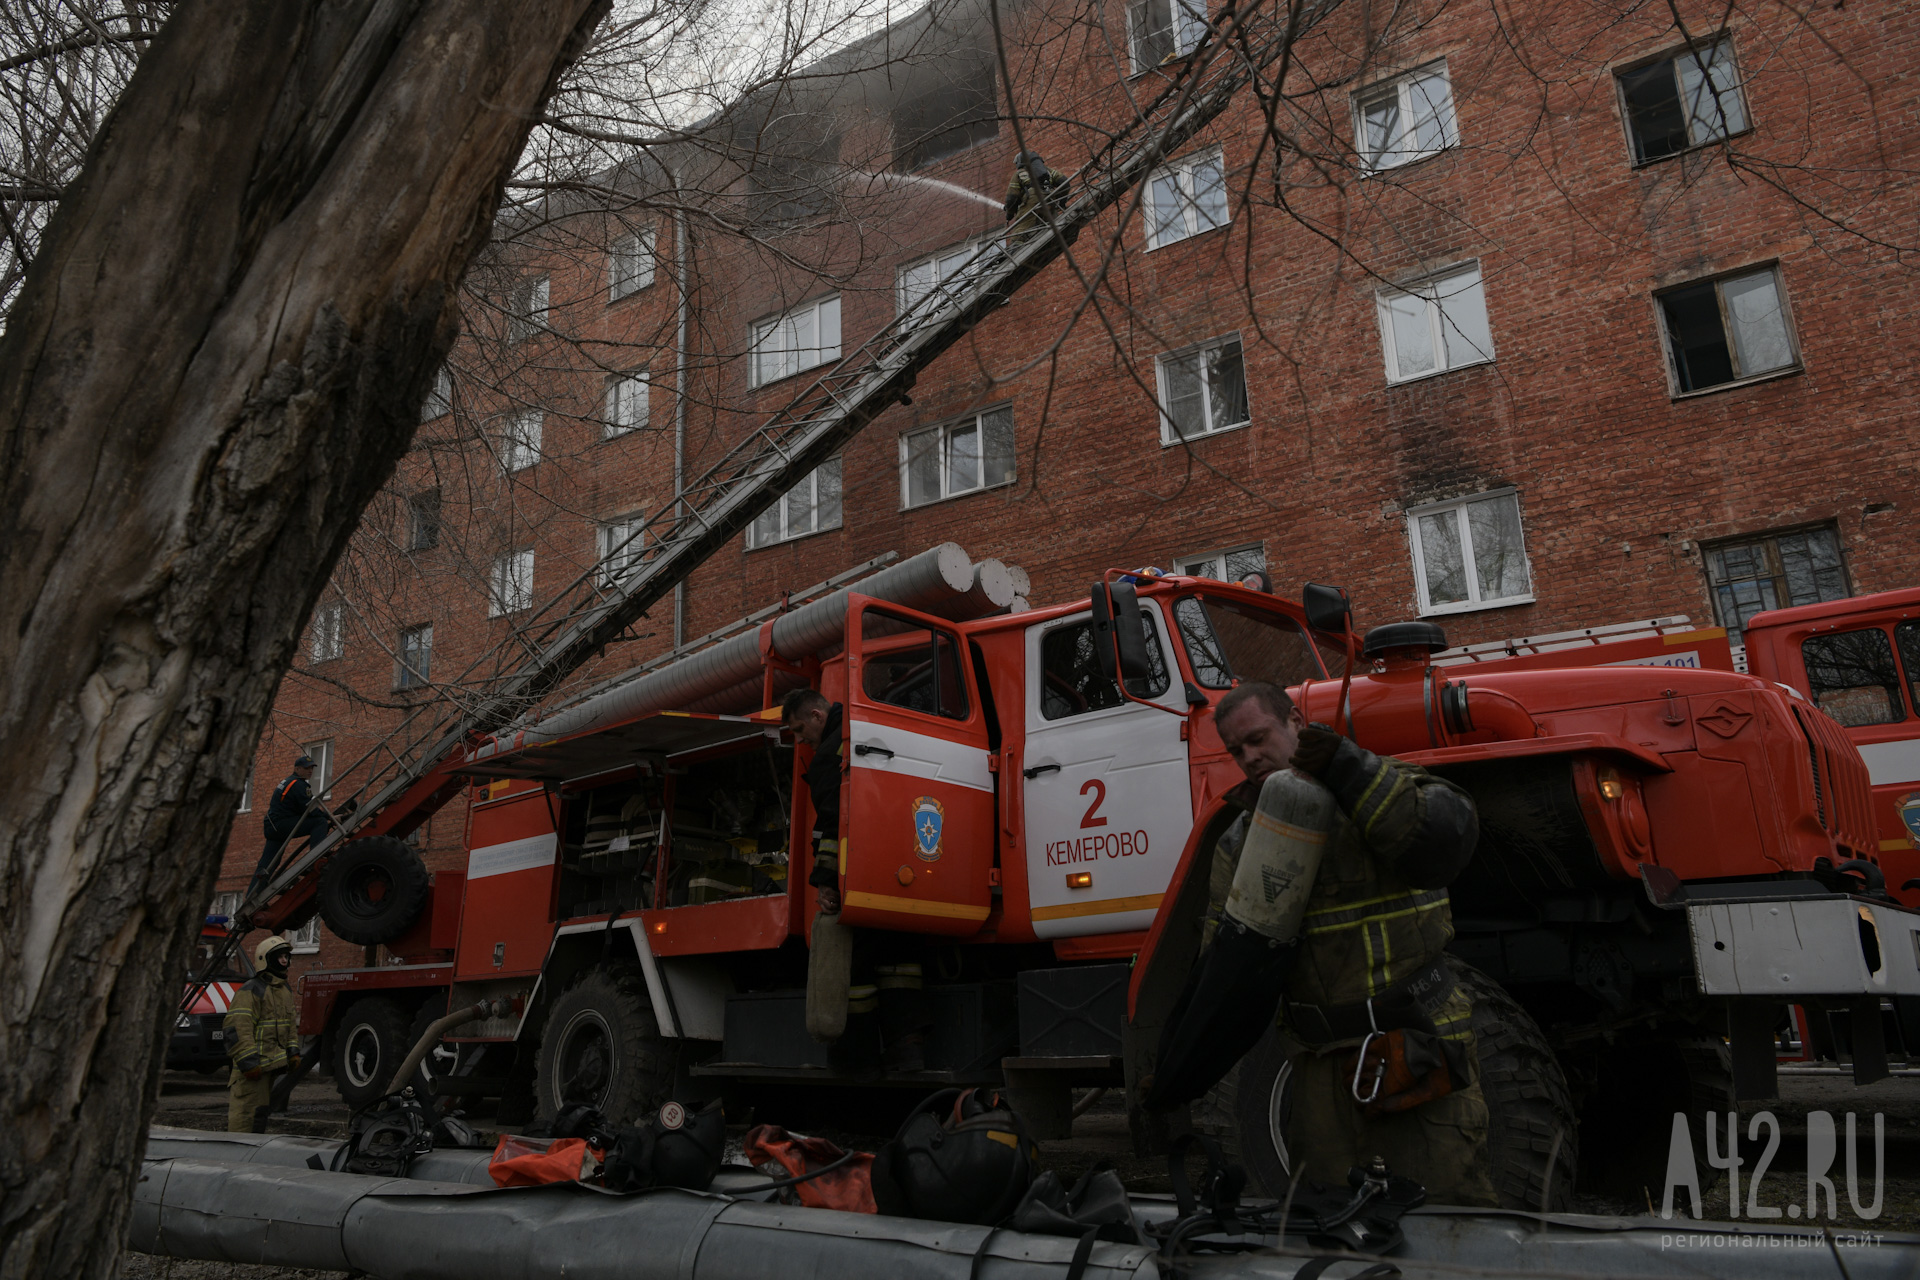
[1802,629,1906,727]
[1128,0,1209,72]
[742,107,842,228]
[1617,37,1749,165]
[1703,525,1848,643]
[892,56,998,171]
[1406,489,1533,615]
[1657,265,1798,394]
[862,608,968,720]
[1039,613,1171,719]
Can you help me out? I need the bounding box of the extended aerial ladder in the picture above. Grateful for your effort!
[224,0,1338,947]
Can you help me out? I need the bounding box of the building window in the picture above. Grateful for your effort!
[1376,264,1494,384]
[1175,543,1265,585]
[285,916,321,953]
[1618,38,1748,165]
[748,459,842,548]
[211,890,242,923]
[302,739,334,799]
[396,624,432,690]
[902,407,1015,508]
[891,56,998,171]
[422,366,452,421]
[1657,265,1797,395]
[609,229,656,301]
[1145,147,1227,249]
[407,489,441,551]
[605,373,648,437]
[1355,63,1458,171]
[751,296,841,387]
[1407,489,1533,615]
[237,769,252,814]
[1157,334,1249,443]
[489,548,535,617]
[308,602,344,663]
[597,514,646,586]
[1703,525,1848,643]
[1128,0,1209,72]
[898,241,980,315]
[510,275,549,342]
[502,410,543,472]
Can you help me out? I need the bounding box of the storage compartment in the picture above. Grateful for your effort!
[926,981,1019,1073]
[722,991,829,1068]
[1017,964,1128,1058]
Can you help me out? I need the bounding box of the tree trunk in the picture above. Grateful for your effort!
[0,3,609,1275]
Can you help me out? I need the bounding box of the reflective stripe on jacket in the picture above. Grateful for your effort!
[224,973,298,1074]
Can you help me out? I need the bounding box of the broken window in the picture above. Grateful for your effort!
[748,459,842,548]
[741,107,842,228]
[1376,264,1494,383]
[397,624,433,690]
[1157,334,1249,442]
[1658,266,1797,394]
[1145,147,1228,249]
[902,406,1015,507]
[891,56,998,171]
[1703,525,1848,643]
[1128,0,1209,72]
[1802,629,1905,726]
[1407,490,1533,614]
[1618,38,1749,165]
[1355,62,1458,171]
[609,228,656,301]
[406,489,441,551]
[751,296,841,387]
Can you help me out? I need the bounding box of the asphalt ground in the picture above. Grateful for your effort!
[136,1066,1920,1279]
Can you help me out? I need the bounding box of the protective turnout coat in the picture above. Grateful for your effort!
[225,972,298,1077]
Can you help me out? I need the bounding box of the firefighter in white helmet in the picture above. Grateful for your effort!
[224,935,300,1132]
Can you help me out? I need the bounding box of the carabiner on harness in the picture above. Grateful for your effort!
[1350,998,1386,1105]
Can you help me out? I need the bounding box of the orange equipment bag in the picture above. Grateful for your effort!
[742,1124,877,1213]
[488,1135,603,1188]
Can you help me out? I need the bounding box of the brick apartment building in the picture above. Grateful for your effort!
[213,0,1920,977]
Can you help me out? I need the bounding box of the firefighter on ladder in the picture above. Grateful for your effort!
[249,753,331,899]
[784,688,932,1072]
[224,936,300,1132]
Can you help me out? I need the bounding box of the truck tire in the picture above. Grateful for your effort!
[534,966,675,1126]
[1194,962,1577,1210]
[1574,1030,1733,1196]
[331,997,412,1109]
[407,995,487,1101]
[318,837,430,945]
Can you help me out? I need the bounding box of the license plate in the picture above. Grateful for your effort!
[210,1030,224,1041]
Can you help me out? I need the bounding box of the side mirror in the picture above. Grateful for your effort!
[1302,582,1352,636]
[1091,580,1153,685]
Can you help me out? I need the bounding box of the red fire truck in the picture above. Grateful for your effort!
[271,565,1916,1205]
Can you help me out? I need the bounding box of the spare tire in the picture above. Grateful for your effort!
[318,836,430,945]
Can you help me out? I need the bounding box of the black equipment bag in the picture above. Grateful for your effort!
[871,1088,1038,1225]
[340,1094,434,1178]
[600,1099,726,1193]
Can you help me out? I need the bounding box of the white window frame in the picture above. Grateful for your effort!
[211,891,242,923]
[236,770,252,814]
[1406,488,1535,616]
[489,548,534,617]
[1144,146,1229,250]
[896,241,981,316]
[1353,61,1459,172]
[1155,333,1250,444]
[900,407,1016,509]
[502,410,543,472]
[605,372,649,437]
[308,602,344,663]
[747,459,843,549]
[1375,263,1495,385]
[1174,543,1266,584]
[511,275,549,341]
[301,739,334,799]
[1128,0,1210,73]
[750,295,841,388]
[597,514,646,586]
[422,366,452,421]
[284,917,321,954]
[609,228,656,301]
[396,623,432,690]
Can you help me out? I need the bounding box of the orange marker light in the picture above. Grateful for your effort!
[1066,872,1093,890]
[1598,768,1625,801]
[652,921,667,934]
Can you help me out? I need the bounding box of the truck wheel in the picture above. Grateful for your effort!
[1574,1030,1733,1196]
[406,995,482,1101]
[331,997,411,1109]
[318,837,430,945]
[1454,960,1580,1211]
[534,966,675,1126]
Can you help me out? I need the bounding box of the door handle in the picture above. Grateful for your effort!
[855,744,895,759]
[1022,763,1061,779]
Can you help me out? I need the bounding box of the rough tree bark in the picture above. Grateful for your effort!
[0,2,610,1275]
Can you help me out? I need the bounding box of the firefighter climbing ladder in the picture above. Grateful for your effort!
[237,0,1340,928]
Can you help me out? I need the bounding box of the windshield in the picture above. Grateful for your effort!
[1174,596,1328,689]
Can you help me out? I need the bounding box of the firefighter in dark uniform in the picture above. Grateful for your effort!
[225,936,301,1132]
[1003,150,1066,240]
[783,688,931,1071]
[1206,681,1497,1207]
[250,754,329,898]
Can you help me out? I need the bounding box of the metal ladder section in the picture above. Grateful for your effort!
[244,0,1336,920]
